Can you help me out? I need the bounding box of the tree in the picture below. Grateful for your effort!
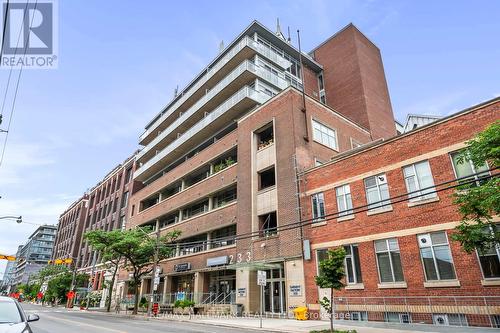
[86,227,180,314]
[45,271,88,304]
[315,248,346,333]
[84,229,124,312]
[452,121,500,253]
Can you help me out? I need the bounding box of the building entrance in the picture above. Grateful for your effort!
[263,265,286,314]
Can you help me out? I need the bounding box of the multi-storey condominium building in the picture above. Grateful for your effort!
[0,245,22,293]
[52,196,89,266]
[122,20,395,314]
[10,225,57,287]
[77,153,137,301]
[302,98,499,327]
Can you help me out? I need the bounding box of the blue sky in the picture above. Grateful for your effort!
[0,0,499,276]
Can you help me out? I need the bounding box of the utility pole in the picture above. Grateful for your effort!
[86,251,98,310]
[147,219,160,317]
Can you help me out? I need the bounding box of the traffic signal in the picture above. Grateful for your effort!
[0,254,16,261]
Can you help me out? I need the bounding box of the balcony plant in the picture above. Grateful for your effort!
[258,138,274,150]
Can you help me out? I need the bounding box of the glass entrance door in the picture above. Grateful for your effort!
[262,265,286,314]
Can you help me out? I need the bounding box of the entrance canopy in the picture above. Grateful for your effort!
[226,261,282,271]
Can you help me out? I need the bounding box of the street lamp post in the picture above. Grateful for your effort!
[0,216,22,223]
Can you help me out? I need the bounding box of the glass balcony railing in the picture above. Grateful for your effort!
[136,60,289,162]
[134,86,269,180]
[140,36,292,142]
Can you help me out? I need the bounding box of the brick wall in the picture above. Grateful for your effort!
[301,98,500,305]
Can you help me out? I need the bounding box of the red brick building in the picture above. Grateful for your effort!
[301,98,500,327]
[52,196,88,268]
[122,20,394,314]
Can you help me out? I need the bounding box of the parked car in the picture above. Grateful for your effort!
[0,296,39,333]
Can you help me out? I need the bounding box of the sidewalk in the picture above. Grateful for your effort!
[77,307,495,333]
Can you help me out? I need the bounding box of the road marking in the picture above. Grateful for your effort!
[42,314,128,333]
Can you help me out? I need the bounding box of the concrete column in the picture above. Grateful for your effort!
[208,196,213,211]
[178,210,183,222]
[162,275,172,304]
[176,244,180,257]
[193,272,206,304]
[236,269,259,314]
[209,163,214,175]
[206,232,211,250]
[181,180,186,191]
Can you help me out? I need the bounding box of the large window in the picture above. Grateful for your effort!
[258,167,276,190]
[259,211,277,237]
[375,238,404,283]
[450,151,489,186]
[403,161,436,201]
[344,244,363,284]
[311,192,325,222]
[213,186,237,209]
[312,120,338,150]
[364,174,390,210]
[316,249,328,275]
[477,225,500,279]
[336,185,353,217]
[418,231,456,281]
[317,74,326,104]
[120,192,129,209]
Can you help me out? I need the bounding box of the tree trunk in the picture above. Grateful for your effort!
[106,262,118,312]
[133,280,139,315]
[330,288,334,333]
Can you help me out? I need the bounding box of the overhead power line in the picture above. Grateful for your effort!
[133,168,499,249]
[0,0,38,168]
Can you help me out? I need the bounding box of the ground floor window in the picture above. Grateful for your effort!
[349,311,368,321]
[385,312,411,324]
[433,313,468,326]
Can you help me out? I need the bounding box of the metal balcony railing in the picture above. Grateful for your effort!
[136,60,289,162]
[134,86,269,179]
[140,35,291,142]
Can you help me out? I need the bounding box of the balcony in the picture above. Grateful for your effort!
[139,35,292,145]
[134,86,269,181]
[136,60,289,165]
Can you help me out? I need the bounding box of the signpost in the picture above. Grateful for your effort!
[257,270,266,329]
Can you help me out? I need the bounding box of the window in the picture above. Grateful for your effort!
[316,249,328,275]
[348,311,367,321]
[477,224,500,279]
[183,199,209,219]
[311,192,325,222]
[450,151,489,186]
[375,238,404,283]
[312,120,338,150]
[403,161,436,201]
[418,231,456,281]
[210,225,237,248]
[344,244,362,284]
[125,167,133,183]
[364,174,390,210]
[433,313,468,326]
[213,186,237,208]
[318,74,326,104]
[259,211,277,237]
[256,123,274,150]
[336,185,353,217]
[385,312,411,324]
[258,167,276,190]
[121,192,129,209]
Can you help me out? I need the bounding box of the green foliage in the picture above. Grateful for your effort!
[451,121,500,253]
[174,299,195,309]
[44,272,88,302]
[83,227,180,314]
[139,296,148,308]
[315,248,346,290]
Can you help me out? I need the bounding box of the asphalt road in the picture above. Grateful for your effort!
[21,303,269,333]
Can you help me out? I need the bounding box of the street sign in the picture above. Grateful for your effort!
[257,270,266,286]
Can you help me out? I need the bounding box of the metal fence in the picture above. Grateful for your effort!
[326,296,500,328]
